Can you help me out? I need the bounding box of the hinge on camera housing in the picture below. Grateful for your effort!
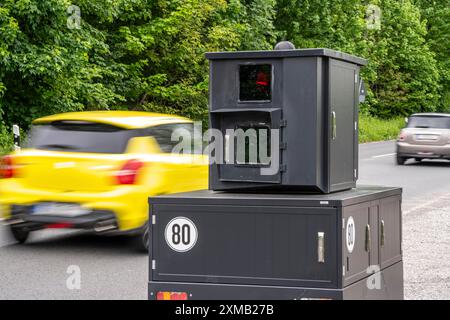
[280,119,287,127]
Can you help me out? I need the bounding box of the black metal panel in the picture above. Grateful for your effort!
[369,202,380,268]
[342,202,371,286]
[152,204,338,289]
[281,57,324,190]
[329,59,358,192]
[149,262,403,300]
[342,262,404,300]
[150,186,402,208]
[379,196,403,269]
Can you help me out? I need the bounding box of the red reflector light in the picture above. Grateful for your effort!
[0,156,15,179]
[156,292,188,301]
[46,223,74,229]
[171,292,188,300]
[116,159,143,185]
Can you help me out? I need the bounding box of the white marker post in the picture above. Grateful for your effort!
[13,125,20,151]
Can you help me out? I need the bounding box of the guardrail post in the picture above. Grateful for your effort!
[13,125,21,151]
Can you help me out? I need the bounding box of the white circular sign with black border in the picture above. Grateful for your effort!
[346,216,355,253]
[165,217,198,253]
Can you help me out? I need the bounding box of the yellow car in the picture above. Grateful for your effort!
[0,111,208,250]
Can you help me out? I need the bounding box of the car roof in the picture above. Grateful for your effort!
[410,113,450,118]
[33,111,192,129]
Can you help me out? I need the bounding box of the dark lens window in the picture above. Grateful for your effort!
[239,65,272,101]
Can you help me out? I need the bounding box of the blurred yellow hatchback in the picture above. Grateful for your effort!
[0,111,208,251]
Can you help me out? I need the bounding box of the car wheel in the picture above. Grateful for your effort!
[415,158,422,162]
[134,224,149,253]
[396,156,406,165]
[10,226,29,244]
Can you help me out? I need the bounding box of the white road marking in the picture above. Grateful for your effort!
[372,153,396,159]
[360,139,395,145]
[404,193,450,215]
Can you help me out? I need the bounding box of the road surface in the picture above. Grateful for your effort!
[1,141,449,299]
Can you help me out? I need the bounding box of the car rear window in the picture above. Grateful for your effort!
[407,116,450,129]
[28,121,134,154]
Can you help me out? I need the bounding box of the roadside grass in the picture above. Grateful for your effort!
[359,115,405,143]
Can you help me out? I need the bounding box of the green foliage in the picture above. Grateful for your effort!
[0,0,278,128]
[275,0,442,118]
[0,0,123,128]
[0,0,448,135]
[0,122,13,155]
[368,0,440,117]
[414,0,450,111]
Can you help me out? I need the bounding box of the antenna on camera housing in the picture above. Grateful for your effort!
[274,41,296,50]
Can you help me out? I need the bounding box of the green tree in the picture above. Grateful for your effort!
[414,0,450,111]
[1,0,444,135]
[0,0,277,130]
[369,0,441,117]
[275,0,441,117]
[0,0,123,129]
[96,0,277,122]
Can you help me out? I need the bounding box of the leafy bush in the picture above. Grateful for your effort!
[0,0,447,130]
[275,0,441,118]
[0,122,13,155]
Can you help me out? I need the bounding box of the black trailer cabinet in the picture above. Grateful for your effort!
[148,186,403,300]
[206,49,368,193]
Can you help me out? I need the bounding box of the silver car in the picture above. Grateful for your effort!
[396,113,450,165]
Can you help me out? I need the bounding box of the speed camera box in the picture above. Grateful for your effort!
[148,186,404,300]
[205,48,368,193]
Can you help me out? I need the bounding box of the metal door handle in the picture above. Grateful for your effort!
[318,232,325,263]
[332,111,337,140]
[380,220,385,247]
[365,224,371,252]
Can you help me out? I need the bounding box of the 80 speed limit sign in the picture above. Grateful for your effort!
[165,217,198,252]
[346,216,355,253]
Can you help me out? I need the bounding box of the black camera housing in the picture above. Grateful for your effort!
[206,48,367,193]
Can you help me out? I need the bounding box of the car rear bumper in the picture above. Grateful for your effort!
[0,181,149,231]
[397,142,450,158]
[4,206,123,233]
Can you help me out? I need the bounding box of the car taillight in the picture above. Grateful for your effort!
[0,156,15,179]
[115,159,143,185]
[156,292,188,300]
[398,132,406,141]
